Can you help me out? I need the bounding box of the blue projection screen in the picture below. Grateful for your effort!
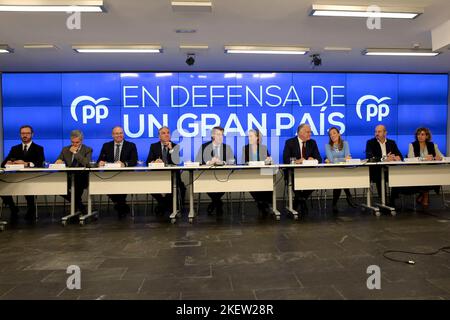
[1,72,448,164]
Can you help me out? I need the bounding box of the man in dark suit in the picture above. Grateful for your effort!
[283,123,323,213]
[55,130,92,213]
[146,126,185,215]
[195,126,235,217]
[365,124,403,202]
[1,125,45,223]
[97,126,138,218]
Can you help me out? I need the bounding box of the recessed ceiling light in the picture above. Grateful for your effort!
[0,0,105,12]
[324,47,352,52]
[72,45,162,53]
[225,45,309,55]
[310,4,423,19]
[171,1,212,12]
[363,48,440,57]
[24,44,58,50]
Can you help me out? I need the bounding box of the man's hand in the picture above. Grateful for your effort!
[294,158,304,164]
[5,161,13,165]
[154,158,163,163]
[165,142,173,150]
[345,155,352,160]
[116,161,125,167]
[207,157,220,165]
[12,160,29,167]
[98,161,106,167]
[211,157,219,164]
[13,160,25,164]
[69,146,78,154]
[55,159,64,164]
[435,155,443,161]
[424,155,433,161]
[386,153,396,161]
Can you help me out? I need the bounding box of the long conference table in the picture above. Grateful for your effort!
[1,159,450,229]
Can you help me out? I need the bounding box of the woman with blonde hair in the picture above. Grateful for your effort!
[242,129,272,217]
[325,127,357,213]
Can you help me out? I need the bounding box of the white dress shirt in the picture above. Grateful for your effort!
[377,139,387,158]
[22,141,35,167]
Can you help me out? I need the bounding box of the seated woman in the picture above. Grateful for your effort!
[242,129,273,217]
[406,127,444,209]
[325,127,357,214]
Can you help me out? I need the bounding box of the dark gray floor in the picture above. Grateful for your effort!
[1,196,450,300]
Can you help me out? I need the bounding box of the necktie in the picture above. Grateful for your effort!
[302,142,306,159]
[71,156,78,167]
[214,146,220,159]
[114,144,121,162]
[23,145,28,154]
[162,146,168,164]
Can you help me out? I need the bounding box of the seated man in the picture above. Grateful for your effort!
[365,124,403,205]
[146,126,185,215]
[55,130,92,213]
[97,126,138,218]
[1,125,45,224]
[283,123,322,214]
[195,126,235,216]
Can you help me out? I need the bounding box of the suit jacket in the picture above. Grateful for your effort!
[195,141,235,164]
[146,141,179,165]
[57,144,92,167]
[365,138,403,162]
[97,140,138,167]
[283,137,322,164]
[1,142,45,168]
[242,144,270,163]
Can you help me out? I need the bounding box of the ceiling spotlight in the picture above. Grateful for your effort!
[310,53,322,67]
[186,53,196,66]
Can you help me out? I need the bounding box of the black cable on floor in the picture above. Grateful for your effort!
[383,246,450,265]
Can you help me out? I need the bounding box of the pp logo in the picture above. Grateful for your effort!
[356,95,391,122]
[71,95,110,124]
